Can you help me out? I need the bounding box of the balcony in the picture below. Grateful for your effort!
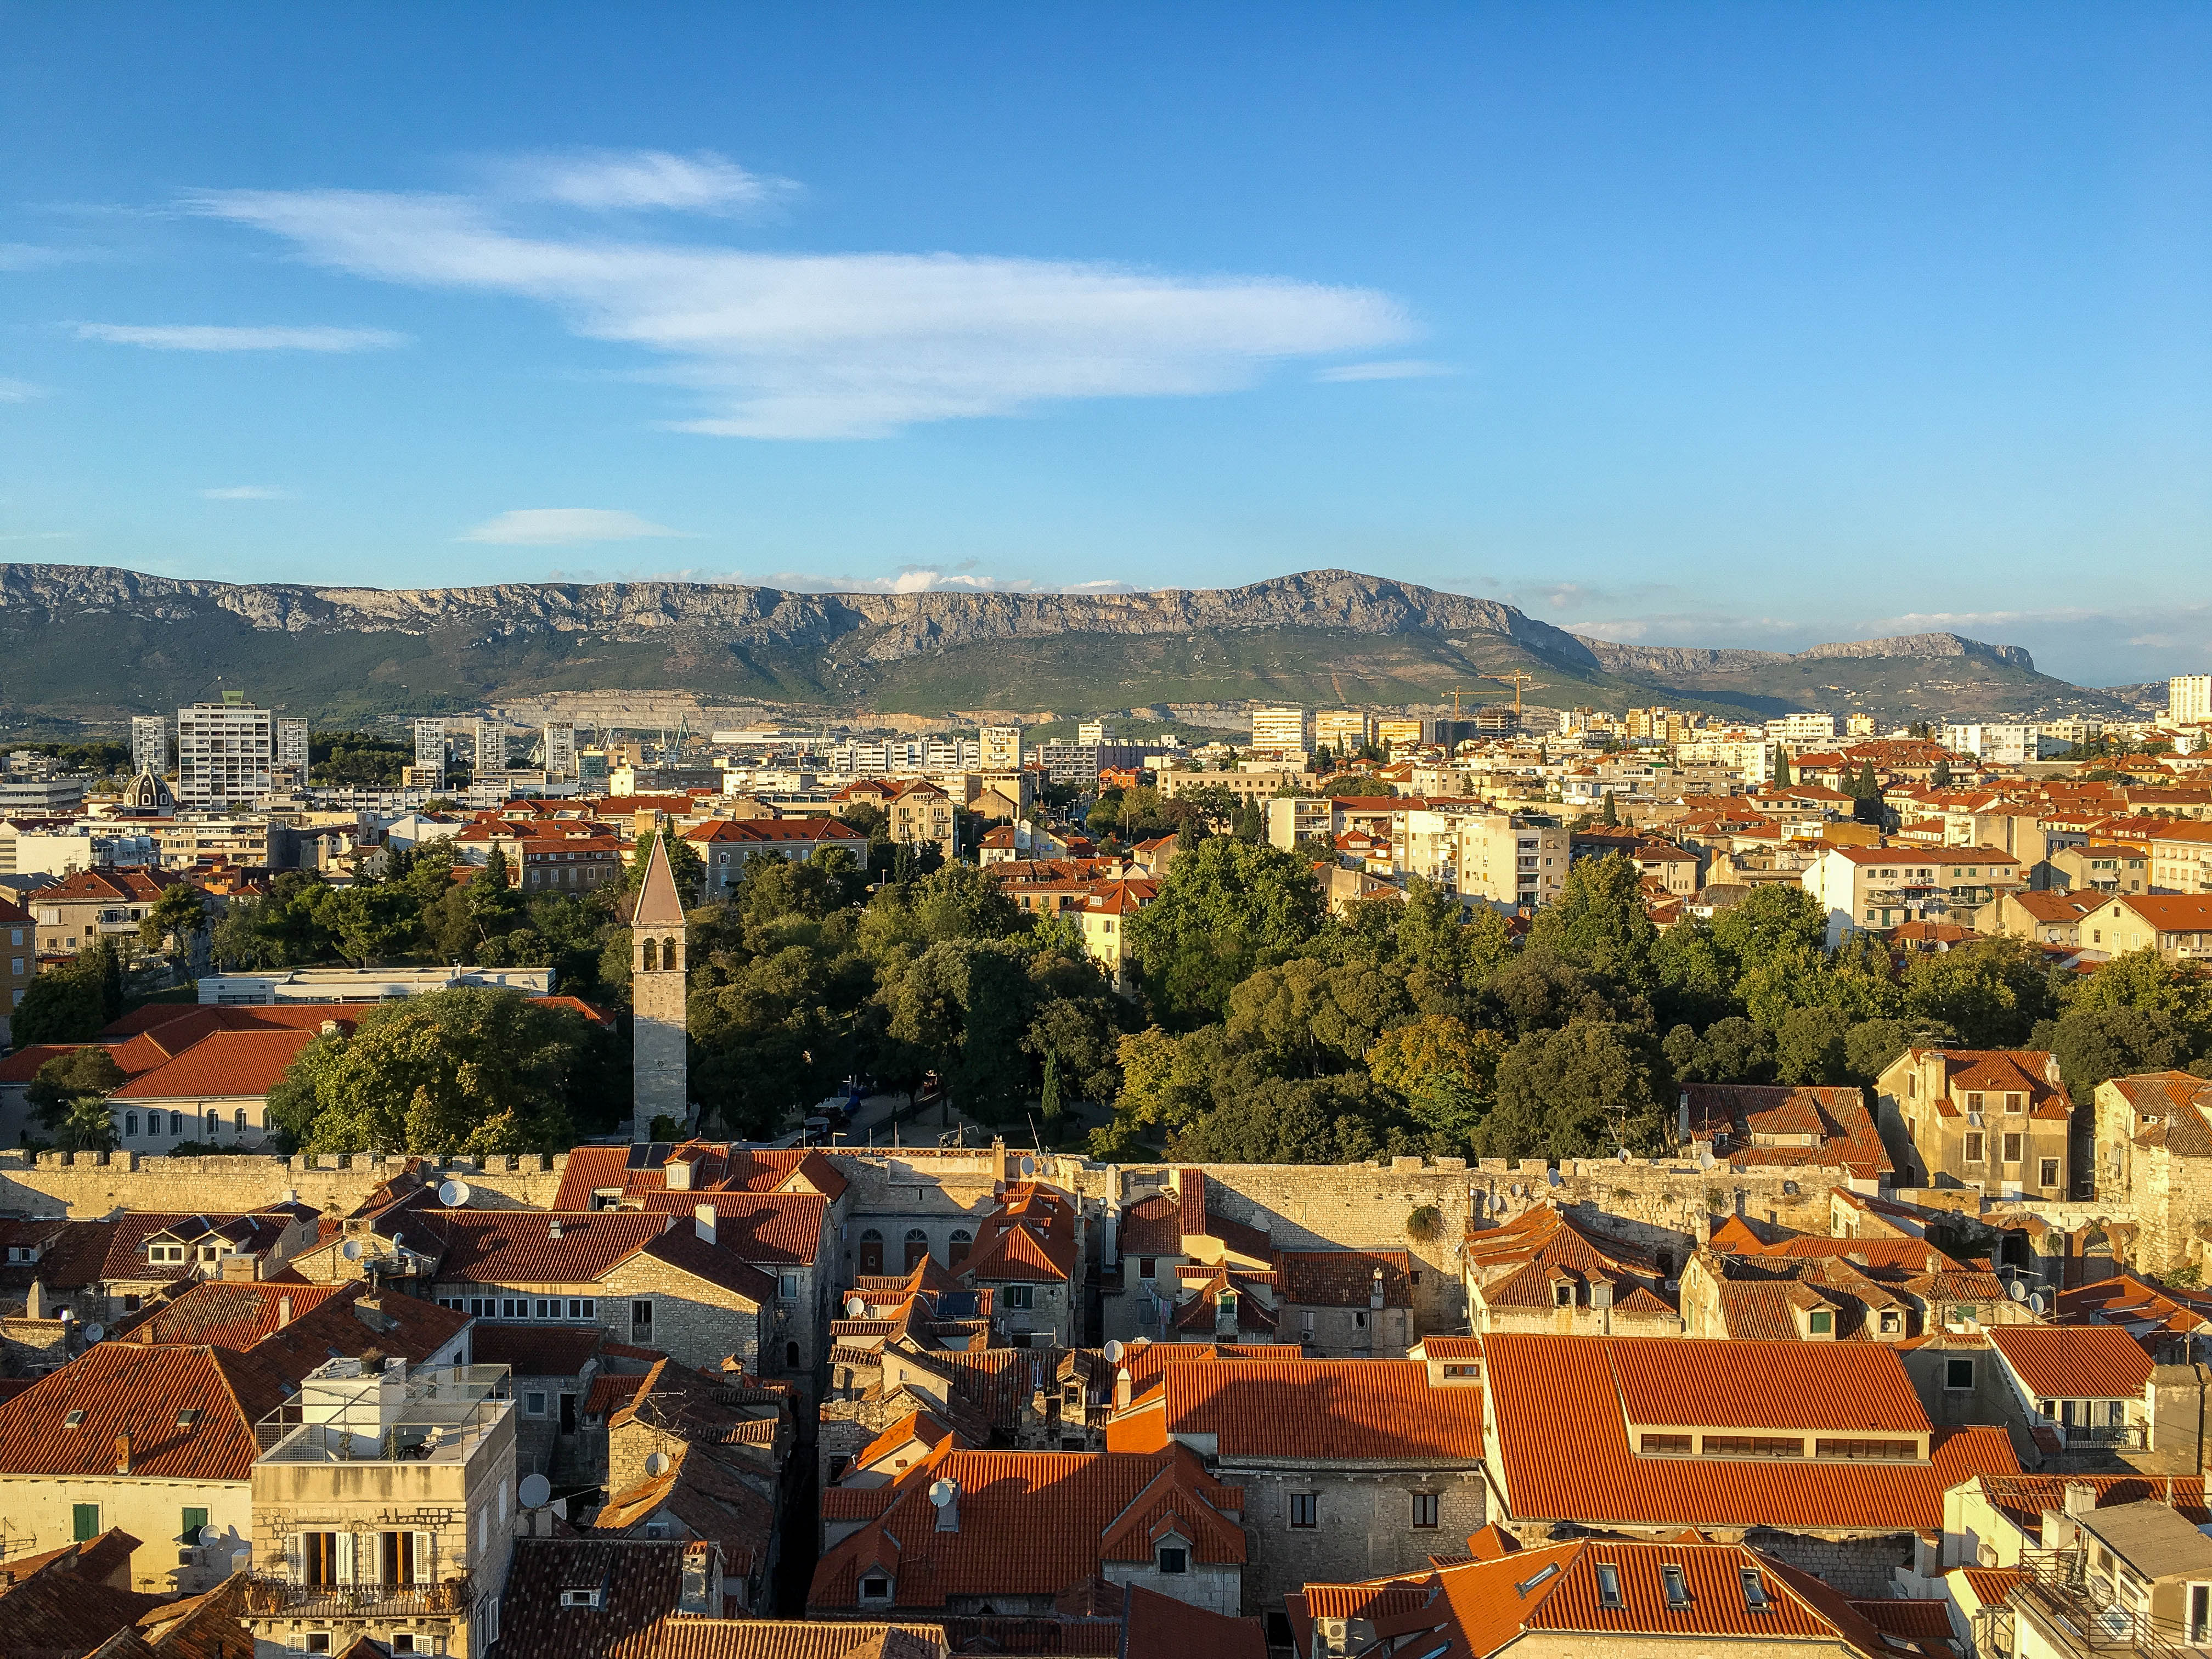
[2010,1548,2202,1659]
[243,1572,472,1620]
[255,1363,511,1463]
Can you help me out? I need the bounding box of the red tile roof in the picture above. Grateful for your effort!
[1482,1334,2018,1531]
[551,1142,847,1210]
[635,1193,829,1265]
[472,1324,606,1379]
[1290,1539,1911,1659]
[108,1028,315,1101]
[809,1444,1243,1610]
[118,1282,347,1348]
[1273,1248,1413,1310]
[1121,1582,1266,1659]
[1149,1359,1486,1461]
[1681,1084,1892,1178]
[0,1342,289,1481]
[426,1211,673,1283]
[1987,1324,2156,1401]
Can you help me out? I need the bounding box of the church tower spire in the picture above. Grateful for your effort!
[628,832,688,1143]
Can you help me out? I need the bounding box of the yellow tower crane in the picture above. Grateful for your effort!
[1481,671,1549,721]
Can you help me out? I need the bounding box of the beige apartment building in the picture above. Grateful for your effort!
[1801,844,2022,947]
[2072,894,2212,962]
[1314,709,1370,753]
[1874,1047,2072,1197]
[245,1358,518,1659]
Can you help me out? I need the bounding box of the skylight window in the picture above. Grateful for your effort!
[177,1409,202,1430]
[64,1409,86,1427]
[1595,1564,1622,1609]
[1662,1565,1691,1609]
[1741,1568,1770,1611]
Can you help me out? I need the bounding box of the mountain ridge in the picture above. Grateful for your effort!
[0,562,2120,730]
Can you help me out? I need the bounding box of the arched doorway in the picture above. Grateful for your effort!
[949,1228,973,1268]
[904,1228,930,1272]
[858,1229,883,1276]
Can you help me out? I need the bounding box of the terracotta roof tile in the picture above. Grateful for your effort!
[1153,1359,1485,1461]
[1273,1248,1413,1309]
[1483,1333,2017,1531]
[0,1342,289,1481]
[472,1324,605,1379]
[1987,1324,2156,1401]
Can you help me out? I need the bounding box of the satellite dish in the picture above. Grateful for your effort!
[1104,1340,1125,1363]
[517,1473,552,1510]
[83,1324,104,1342]
[341,1239,363,1261]
[197,1526,219,1547]
[2008,1278,2030,1302]
[644,1452,669,1477]
[438,1181,471,1208]
[927,1478,957,1508]
[1019,1156,1037,1177]
[2029,1291,2049,1316]
[845,1296,867,1318]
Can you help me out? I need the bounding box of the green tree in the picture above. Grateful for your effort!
[59,1096,117,1153]
[1901,938,2060,1048]
[1477,1019,1669,1159]
[138,881,208,961]
[1931,758,1953,788]
[1165,1073,1403,1165]
[1122,836,1323,1025]
[9,961,109,1046]
[26,1046,126,1136]
[2038,1006,2191,1104]
[1773,751,1792,787]
[1526,854,1661,997]
[263,988,586,1154]
[325,883,418,968]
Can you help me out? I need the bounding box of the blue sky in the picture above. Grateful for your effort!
[2,4,2207,686]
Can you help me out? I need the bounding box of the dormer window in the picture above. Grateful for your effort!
[1807,1310,1832,1336]
[1157,1545,1189,1574]
[1553,1282,1573,1308]
[558,1589,602,1609]
[860,1575,893,1602]
[149,1244,186,1264]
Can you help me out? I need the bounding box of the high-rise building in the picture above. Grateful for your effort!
[1314,709,1370,753]
[980,725,1023,769]
[129,715,168,778]
[579,748,610,789]
[276,718,309,787]
[541,721,578,780]
[475,720,506,775]
[2170,676,2212,728]
[1846,713,1877,737]
[1250,706,1310,755]
[1373,718,1423,751]
[1077,719,1111,746]
[176,701,275,809]
[412,719,447,788]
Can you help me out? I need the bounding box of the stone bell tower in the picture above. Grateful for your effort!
[629,832,688,1143]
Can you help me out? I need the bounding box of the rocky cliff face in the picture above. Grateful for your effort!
[1575,631,2035,676]
[0,564,1605,665]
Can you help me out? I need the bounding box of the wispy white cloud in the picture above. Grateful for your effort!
[460,508,688,545]
[0,377,46,402]
[490,148,795,215]
[1,244,78,271]
[187,182,1410,438]
[201,484,291,500]
[71,323,409,352]
[1314,358,1452,382]
[0,530,79,542]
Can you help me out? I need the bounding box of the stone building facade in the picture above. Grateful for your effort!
[629,834,689,1142]
[2091,1071,2212,1276]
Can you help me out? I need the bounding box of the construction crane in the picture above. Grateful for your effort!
[1482,671,1549,721]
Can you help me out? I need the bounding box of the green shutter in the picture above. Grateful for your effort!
[72,1504,100,1542]
[182,1507,210,1543]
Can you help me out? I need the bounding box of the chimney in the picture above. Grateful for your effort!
[25,1280,44,1322]
[694,1203,716,1246]
[320,1020,339,1037]
[278,1295,293,1327]
[114,1431,132,1475]
[1115,1365,1132,1410]
[549,1217,564,1241]
[1926,1249,1944,1274]
[2064,1482,2098,1518]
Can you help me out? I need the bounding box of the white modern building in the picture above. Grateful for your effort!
[176,702,276,809]
[413,719,448,787]
[980,725,1023,769]
[1764,712,1837,745]
[2169,676,2212,729]
[540,721,578,781]
[130,715,169,777]
[276,718,310,787]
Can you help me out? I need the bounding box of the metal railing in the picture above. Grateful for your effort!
[255,1364,511,1463]
[242,1572,472,1619]
[2011,1549,2201,1659]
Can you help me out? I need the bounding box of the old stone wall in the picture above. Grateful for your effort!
[1229,1466,1486,1616]
[0,1150,568,1218]
[1742,1528,1915,1598]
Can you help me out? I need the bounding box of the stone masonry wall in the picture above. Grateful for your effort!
[0,1150,568,1218]
[1232,1466,1486,1616]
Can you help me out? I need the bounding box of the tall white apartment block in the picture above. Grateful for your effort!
[1314,709,1370,753]
[980,725,1023,769]
[176,702,275,809]
[412,719,448,787]
[1077,719,1111,746]
[1764,712,1837,745]
[129,715,168,777]
[1250,706,1311,754]
[2170,676,2212,728]
[275,718,309,787]
[475,720,506,774]
[541,720,578,780]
